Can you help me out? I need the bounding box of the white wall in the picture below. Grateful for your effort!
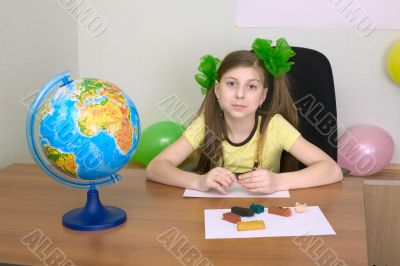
[78,0,400,162]
[0,0,79,169]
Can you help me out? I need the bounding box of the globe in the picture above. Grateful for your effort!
[27,71,140,231]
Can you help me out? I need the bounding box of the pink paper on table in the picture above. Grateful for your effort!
[183,183,289,198]
[236,0,400,30]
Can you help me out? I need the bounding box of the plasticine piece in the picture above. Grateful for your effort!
[249,203,265,214]
[234,171,251,180]
[234,173,240,180]
[268,206,292,217]
[237,220,266,231]
[231,206,254,217]
[222,212,241,224]
[295,202,307,213]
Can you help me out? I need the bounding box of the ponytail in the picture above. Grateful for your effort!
[258,74,299,172]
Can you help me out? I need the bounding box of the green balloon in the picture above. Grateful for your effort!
[131,121,186,166]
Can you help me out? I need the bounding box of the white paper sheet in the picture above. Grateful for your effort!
[183,183,290,198]
[204,207,335,239]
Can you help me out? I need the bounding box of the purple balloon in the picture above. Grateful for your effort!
[338,125,394,176]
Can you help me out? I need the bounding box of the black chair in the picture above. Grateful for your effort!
[262,47,338,171]
[290,47,338,164]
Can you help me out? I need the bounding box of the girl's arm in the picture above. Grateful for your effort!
[145,136,201,189]
[146,136,236,193]
[276,136,343,190]
[238,136,343,193]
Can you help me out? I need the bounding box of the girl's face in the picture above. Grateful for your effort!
[215,66,267,119]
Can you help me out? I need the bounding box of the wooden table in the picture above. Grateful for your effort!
[0,164,367,266]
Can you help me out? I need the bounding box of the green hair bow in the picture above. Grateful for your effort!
[194,37,295,95]
[194,55,221,95]
[252,37,296,78]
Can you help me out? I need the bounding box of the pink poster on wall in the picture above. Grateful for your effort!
[236,0,400,36]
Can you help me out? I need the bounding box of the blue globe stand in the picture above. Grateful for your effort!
[62,186,127,231]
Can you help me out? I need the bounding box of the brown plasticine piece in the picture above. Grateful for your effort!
[268,206,292,217]
[222,212,241,224]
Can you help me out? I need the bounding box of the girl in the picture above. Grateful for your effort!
[146,38,343,194]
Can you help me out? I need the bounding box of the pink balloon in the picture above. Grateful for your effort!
[338,125,394,176]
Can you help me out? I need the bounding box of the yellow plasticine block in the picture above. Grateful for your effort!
[237,220,265,231]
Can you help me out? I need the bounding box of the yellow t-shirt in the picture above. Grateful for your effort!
[183,113,301,173]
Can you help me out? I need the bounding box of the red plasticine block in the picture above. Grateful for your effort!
[222,212,241,224]
[268,206,292,217]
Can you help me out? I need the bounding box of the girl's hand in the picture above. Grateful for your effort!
[237,169,280,194]
[197,167,236,194]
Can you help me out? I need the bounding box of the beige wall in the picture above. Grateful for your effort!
[0,0,79,169]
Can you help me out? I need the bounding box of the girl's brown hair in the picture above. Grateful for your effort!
[194,50,299,174]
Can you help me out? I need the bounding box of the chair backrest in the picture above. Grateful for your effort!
[289,47,338,164]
